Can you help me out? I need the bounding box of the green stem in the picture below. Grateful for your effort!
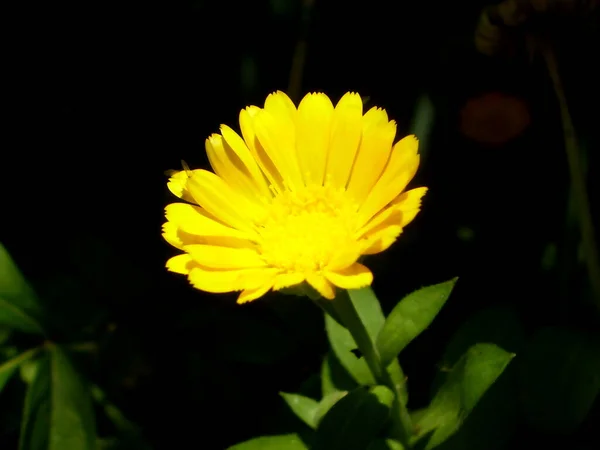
[330,290,413,448]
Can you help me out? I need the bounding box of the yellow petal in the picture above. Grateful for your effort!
[347,110,396,204]
[166,254,195,275]
[162,222,185,250]
[186,170,259,232]
[306,273,335,299]
[237,280,275,304]
[253,108,304,190]
[167,169,203,203]
[239,106,285,192]
[363,106,389,125]
[185,244,266,270]
[327,247,362,271]
[325,263,373,289]
[355,187,427,240]
[357,135,420,227]
[273,272,306,290]
[263,90,297,122]
[220,125,272,198]
[188,266,275,293]
[361,225,403,255]
[163,220,248,250]
[296,93,334,185]
[165,203,250,239]
[205,133,271,209]
[326,92,363,188]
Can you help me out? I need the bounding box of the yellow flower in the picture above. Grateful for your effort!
[163,91,427,303]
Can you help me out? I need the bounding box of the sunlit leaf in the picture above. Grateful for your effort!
[347,288,409,402]
[0,243,45,334]
[313,385,394,450]
[412,343,514,449]
[377,279,457,367]
[347,287,386,340]
[325,314,375,385]
[280,392,319,429]
[519,327,600,434]
[324,287,409,390]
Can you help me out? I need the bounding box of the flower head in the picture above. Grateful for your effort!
[163,91,427,303]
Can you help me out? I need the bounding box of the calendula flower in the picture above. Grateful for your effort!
[163,91,427,303]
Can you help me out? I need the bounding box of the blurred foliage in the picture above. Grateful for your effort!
[3,0,600,448]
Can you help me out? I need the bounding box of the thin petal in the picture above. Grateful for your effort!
[361,225,403,255]
[205,133,271,209]
[326,92,363,188]
[355,187,427,240]
[273,272,305,290]
[254,108,304,190]
[188,266,275,293]
[296,93,334,185]
[167,169,203,203]
[357,135,420,227]
[237,280,275,304]
[186,170,259,232]
[327,247,362,271]
[162,222,185,250]
[239,106,285,192]
[163,220,248,250]
[306,273,335,299]
[325,263,373,289]
[347,109,396,204]
[165,203,250,239]
[389,186,428,228]
[185,244,266,270]
[166,254,195,275]
[220,125,272,198]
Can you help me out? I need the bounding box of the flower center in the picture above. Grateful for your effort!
[257,180,359,273]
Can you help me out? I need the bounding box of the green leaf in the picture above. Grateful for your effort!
[313,385,395,450]
[280,392,319,429]
[20,356,42,385]
[325,314,376,385]
[519,327,600,434]
[19,355,51,450]
[368,439,406,450]
[347,288,409,403]
[0,243,45,334]
[19,345,97,450]
[432,305,524,392]
[324,287,410,402]
[0,347,39,393]
[347,287,386,340]
[321,351,358,396]
[429,306,523,450]
[412,343,514,450]
[228,433,310,449]
[313,391,348,426]
[377,279,457,367]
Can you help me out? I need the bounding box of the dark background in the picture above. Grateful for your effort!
[3,0,599,449]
